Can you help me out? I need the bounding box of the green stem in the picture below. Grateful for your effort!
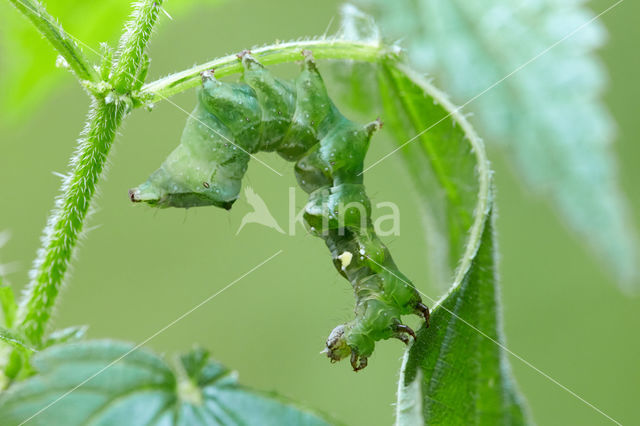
[16,100,127,343]
[7,0,98,82]
[112,0,163,93]
[142,39,391,102]
[15,0,164,345]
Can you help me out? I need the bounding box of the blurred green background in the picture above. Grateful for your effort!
[0,0,638,425]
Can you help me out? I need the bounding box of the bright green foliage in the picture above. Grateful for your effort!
[0,233,17,338]
[131,52,429,371]
[0,0,223,122]
[0,284,17,329]
[359,0,639,288]
[0,341,334,425]
[5,0,97,83]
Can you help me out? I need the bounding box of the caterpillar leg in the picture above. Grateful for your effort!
[416,302,431,328]
[393,324,417,341]
[350,352,368,372]
[236,49,251,60]
[394,333,411,346]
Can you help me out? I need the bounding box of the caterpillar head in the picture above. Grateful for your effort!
[322,324,352,363]
[323,324,374,372]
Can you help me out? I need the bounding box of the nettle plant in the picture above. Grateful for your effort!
[0,0,535,424]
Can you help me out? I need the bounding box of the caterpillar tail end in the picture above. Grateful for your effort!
[129,181,236,210]
[129,183,160,205]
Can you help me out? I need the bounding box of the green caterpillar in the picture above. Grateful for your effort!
[130,50,429,371]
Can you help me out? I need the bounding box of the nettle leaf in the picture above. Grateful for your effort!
[359,0,639,288]
[378,61,530,423]
[0,340,334,426]
[0,0,224,123]
[378,61,481,286]
[397,212,530,424]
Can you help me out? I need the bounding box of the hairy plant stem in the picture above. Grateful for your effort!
[13,0,164,346]
[112,0,163,92]
[16,100,126,343]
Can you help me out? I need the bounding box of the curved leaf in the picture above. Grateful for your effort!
[397,211,529,425]
[0,340,334,426]
[378,61,487,286]
[377,61,530,424]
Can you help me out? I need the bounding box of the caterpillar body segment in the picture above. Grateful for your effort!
[130,51,429,370]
